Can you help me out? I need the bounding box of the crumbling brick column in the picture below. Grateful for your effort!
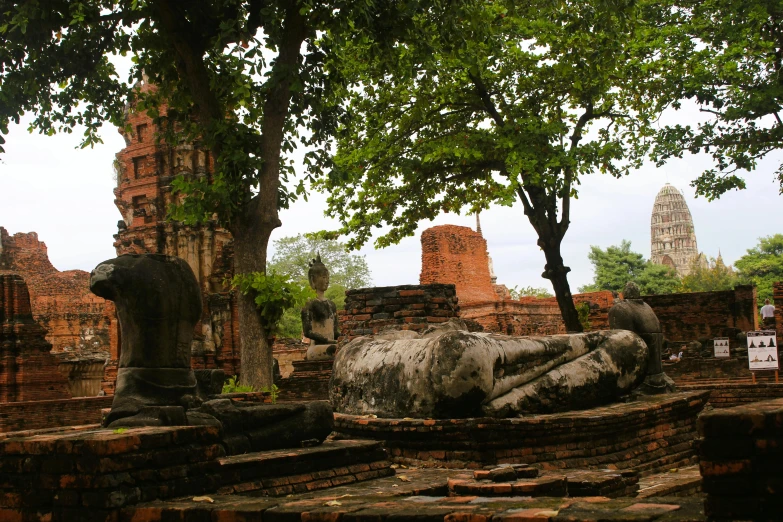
[420,225,498,306]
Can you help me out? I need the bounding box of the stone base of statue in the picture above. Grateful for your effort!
[193,399,334,453]
[104,368,202,427]
[634,371,677,396]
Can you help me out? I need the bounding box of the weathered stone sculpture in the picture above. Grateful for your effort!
[92,253,334,448]
[90,254,203,427]
[330,319,649,418]
[608,282,676,394]
[301,254,339,360]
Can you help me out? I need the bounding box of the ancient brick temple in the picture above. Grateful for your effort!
[0,274,72,402]
[650,183,700,277]
[0,227,113,396]
[111,82,239,377]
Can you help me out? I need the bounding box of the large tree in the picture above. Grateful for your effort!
[653,0,783,199]
[735,234,783,305]
[0,1,395,388]
[579,240,681,295]
[316,0,676,331]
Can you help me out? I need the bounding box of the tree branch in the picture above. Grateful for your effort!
[467,70,505,127]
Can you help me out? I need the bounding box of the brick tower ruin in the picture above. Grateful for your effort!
[420,225,499,305]
[650,183,699,277]
[112,82,239,376]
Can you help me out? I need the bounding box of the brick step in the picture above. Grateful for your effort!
[636,465,701,498]
[216,439,395,496]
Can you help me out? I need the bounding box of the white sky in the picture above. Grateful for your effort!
[1,107,782,293]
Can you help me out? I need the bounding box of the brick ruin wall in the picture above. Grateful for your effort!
[419,224,763,344]
[0,229,113,397]
[460,291,614,336]
[775,282,783,340]
[641,285,758,342]
[339,284,459,340]
[0,396,112,433]
[0,274,72,403]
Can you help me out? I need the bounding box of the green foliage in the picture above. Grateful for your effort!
[268,234,370,339]
[314,0,678,331]
[261,384,279,404]
[222,375,255,394]
[222,377,278,402]
[652,0,783,199]
[112,428,128,434]
[579,241,647,293]
[680,256,738,293]
[735,234,783,305]
[509,286,553,299]
[269,234,372,290]
[579,241,681,295]
[231,273,314,334]
[635,264,683,296]
[316,0,675,249]
[576,302,592,331]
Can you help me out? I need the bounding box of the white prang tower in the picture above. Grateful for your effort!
[650,183,699,277]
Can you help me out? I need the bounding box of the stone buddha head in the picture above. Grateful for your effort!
[308,254,330,299]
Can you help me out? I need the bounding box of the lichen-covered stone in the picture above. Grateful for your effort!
[330,327,648,418]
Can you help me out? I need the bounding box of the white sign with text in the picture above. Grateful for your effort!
[747,331,779,370]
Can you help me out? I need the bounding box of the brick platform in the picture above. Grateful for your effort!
[699,397,783,519]
[678,381,783,408]
[333,391,709,474]
[0,424,392,521]
[277,359,333,401]
[112,468,710,522]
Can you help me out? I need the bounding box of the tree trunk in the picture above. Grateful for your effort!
[233,225,277,389]
[540,240,583,333]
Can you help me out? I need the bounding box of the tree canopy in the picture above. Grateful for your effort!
[268,233,372,290]
[579,241,681,295]
[735,234,783,305]
[653,0,783,199]
[0,0,398,388]
[680,255,738,293]
[316,0,676,331]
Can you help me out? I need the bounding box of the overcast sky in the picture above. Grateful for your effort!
[1,106,782,293]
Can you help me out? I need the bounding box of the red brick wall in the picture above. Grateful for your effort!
[774,282,782,340]
[0,227,114,359]
[420,225,499,305]
[0,396,112,433]
[460,291,614,336]
[340,284,459,339]
[641,285,758,342]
